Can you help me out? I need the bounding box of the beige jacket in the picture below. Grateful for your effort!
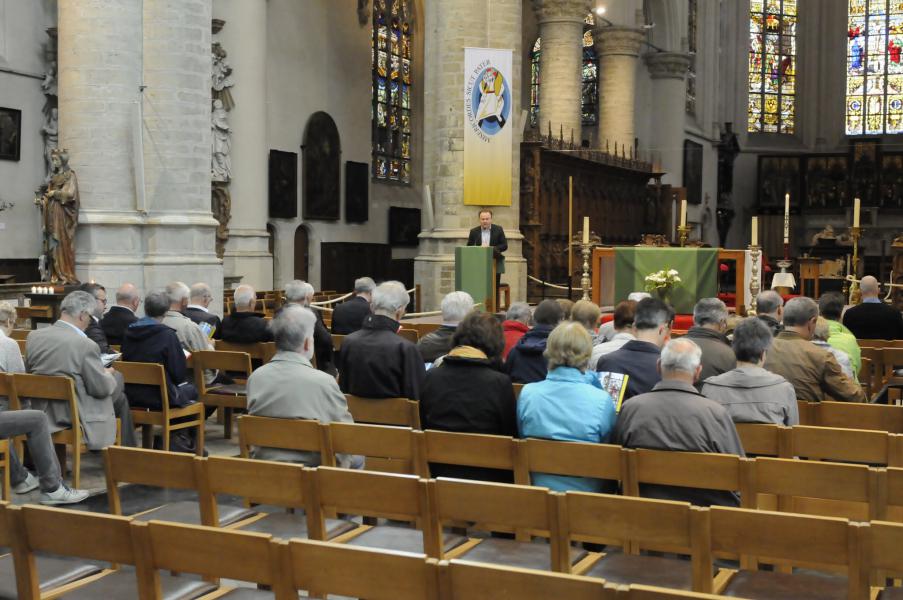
[763,330,864,403]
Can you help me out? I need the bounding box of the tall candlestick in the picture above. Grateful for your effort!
[679,199,687,227]
[751,216,758,247]
[582,216,589,244]
[853,197,861,227]
[568,177,574,285]
[783,193,790,244]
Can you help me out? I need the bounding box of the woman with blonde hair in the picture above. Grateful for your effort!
[517,321,616,492]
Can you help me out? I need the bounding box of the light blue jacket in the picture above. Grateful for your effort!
[517,366,617,492]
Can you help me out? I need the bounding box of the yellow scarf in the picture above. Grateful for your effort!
[446,345,488,360]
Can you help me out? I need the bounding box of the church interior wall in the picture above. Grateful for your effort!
[264,0,424,291]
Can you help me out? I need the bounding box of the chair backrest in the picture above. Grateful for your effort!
[10,329,29,341]
[237,415,332,464]
[397,328,418,343]
[286,539,439,600]
[859,339,903,349]
[201,455,307,510]
[0,373,18,409]
[626,449,746,500]
[329,422,420,475]
[444,559,606,600]
[864,520,903,578]
[345,395,420,428]
[332,334,345,351]
[212,341,276,364]
[0,502,10,547]
[519,438,625,487]
[790,424,893,465]
[418,430,516,477]
[734,423,785,457]
[796,400,817,425]
[859,356,874,399]
[112,361,169,410]
[12,373,78,428]
[815,401,903,433]
[193,349,252,375]
[880,467,903,522]
[15,339,26,356]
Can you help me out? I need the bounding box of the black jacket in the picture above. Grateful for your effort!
[596,339,662,400]
[331,296,371,335]
[466,224,507,259]
[416,325,457,363]
[278,302,335,375]
[756,314,783,337]
[86,316,114,354]
[121,318,197,409]
[420,353,516,483]
[220,311,273,344]
[185,306,222,339]
[100,306,138,346]
[505,325,553,384]
[338,314,426,400]
[842,301,903,340]
[684,326,736,387]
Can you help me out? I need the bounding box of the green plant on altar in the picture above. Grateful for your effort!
[644,268,681,294]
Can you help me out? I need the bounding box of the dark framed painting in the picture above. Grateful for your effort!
[345,161,369,223]
[268,150,298,219]
[682,139,703,205]
[388,207,421,246]
[302,111,341,221]
[0,108,21,162]
[757,155,801,210]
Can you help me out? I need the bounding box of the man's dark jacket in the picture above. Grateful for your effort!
[416,325,456,363]
[338,314,425,400]
[756,314,783,337]
[684,326,737,387]
[466,224,507,259]
[100,306,137,346]
[278,302,335,375]
[185,306,222,339]
[220,311,273,344]
[121,318,197,409]
[505,324,554,384]
[595,339,662,400]
[86,316,114,354]
[331,295,371,335]
[843,301,903,340]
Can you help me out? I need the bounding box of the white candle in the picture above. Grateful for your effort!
[751,217,758,247]
[853,197,861,227]
[783,193,790,244]
[31,286,36,294]
[679,199,687,227]
[582,216,589,244]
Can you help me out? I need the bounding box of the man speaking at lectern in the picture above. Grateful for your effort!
[466,209,507,296]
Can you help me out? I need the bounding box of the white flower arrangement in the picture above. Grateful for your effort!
[644,268,681,293]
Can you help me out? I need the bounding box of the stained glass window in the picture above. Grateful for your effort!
[686,0,698,115]
[846,0,903,135]
[748,0,797,134]
[371,0,412,183]
[530,38,541,128]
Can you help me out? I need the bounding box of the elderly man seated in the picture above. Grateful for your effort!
[843,275,903,340]
[331,276,375,335]
[100,283,139,346]
[338,281,425,400]
[702,317,798,426]
[77,282,114,354]
[684,298,736,386]
[764,297,864,402]
[417,291,474,363]
[221,284,273,344]
[612,338,744,507]
[163,281,214,354]
[248,305,362,468]
[283,279,334,374]
[755,290,784,336]
[185,282,222,338]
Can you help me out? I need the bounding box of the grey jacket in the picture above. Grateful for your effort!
[25,321,118,449]
[247,350,358,467]
[701,365,799,426]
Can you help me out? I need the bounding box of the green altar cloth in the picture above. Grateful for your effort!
[613,247,718,314]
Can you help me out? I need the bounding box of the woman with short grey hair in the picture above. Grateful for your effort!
[701,317,798,426]
[0,300,24,376]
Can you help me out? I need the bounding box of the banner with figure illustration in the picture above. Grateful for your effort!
[463,47,513,206]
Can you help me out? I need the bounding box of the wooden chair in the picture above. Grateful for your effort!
[860,347,886,390]
[345,394,421,428]
[443,559,607,600]
[14,339,25,356]
[129,519,292,598]
[103,446,255,527]
[861,520,903,592]
[0,373,22,461]
[735,423,786,457]
[329,422,420,475]
[284,538,440,600]
[237,414,333,465]
[212,340,277,364]
[417,429,517,484]
[192,349,252,439]
[561,491,712,593]
[398,328,419,343]
[860,356,874,400]
[0,441,8,502]
[796,400,818,426]
[9,329,29,341]
[789,424,898,466]
[112,361,205,455]
[815,401,903,433]
[859,339,903,349]
[709,506,866,599]
[517,438,626,491]
[877,467,903,523]
[199,455,357,541]
[332,334,345,351]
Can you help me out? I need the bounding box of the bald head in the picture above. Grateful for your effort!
[860,275,880,298]
[115,283,140,312]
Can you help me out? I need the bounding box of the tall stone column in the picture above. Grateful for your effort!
[532,0,590,141]
[594,26,645,152]
[415,0,524,310]
[213,0,273,291]
[644,52,692,184]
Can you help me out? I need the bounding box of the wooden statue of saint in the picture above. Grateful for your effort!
[35,148,80,284]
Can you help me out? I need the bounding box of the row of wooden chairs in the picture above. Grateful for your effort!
[0,501,741,600]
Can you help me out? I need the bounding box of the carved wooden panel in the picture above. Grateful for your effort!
[302,111,341,221]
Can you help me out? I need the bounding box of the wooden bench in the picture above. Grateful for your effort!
[238,414,332,464]
[192,349,252,439]
[345,394,420,428]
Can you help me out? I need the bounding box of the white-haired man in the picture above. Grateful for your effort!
[612,338,744,507]
[284,279,334,375]
[248,305,362,468]
[338,281,425,399]
[416,291,474,363]
[100,282,139,346]
[332,276,375,334]
[221,284,273,343]
[843,275,903,340]
[162,281,214,355]
[185,282,222,338]
[685,297,736,386]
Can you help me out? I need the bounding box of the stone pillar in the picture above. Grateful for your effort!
[594,26,645,152]
[532,0,590,141]
[644,52,691,184]
[415,0,524,310]
[213,0,273,291]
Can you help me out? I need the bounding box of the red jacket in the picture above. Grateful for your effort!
[502,320,530,361]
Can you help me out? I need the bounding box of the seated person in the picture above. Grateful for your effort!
[842,275,903,340]
[612,338,744,507]
[518,321,616,492]
[0,300,24,379]
[591,300,636,367]
[818,291,861,377]
[77,282,115,354]
[417,291,473,363]
[185,282,222,338]
[100,283,139,346]
[596,297,673,400]
[221,284,273,344]
[684,297,736,386]
[755,290,784,336]
[283,279,334,375]
[420,311,515,482]
[331,276,375,335]
[570,299,602,343]
[248,305,362,468]
[701,317,798,426]
[506,299,564,384]
[338,281,425,400]
[813,317,855,380]
[501,302,532,360]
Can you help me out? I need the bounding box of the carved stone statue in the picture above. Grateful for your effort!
[35,149,79,284]
[41,60,57,98]
[211,99,232,182]
[211,43,235,111]
[41,108,58,182]
[211,183,231,260]
[810,224,852,247]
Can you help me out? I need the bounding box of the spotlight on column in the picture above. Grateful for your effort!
[595,6,606,15]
